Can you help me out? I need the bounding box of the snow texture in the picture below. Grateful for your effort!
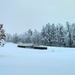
[0,43,75,75]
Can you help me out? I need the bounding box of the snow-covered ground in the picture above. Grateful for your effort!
[0,43,75,75]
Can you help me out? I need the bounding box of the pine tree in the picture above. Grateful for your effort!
[6,33,12,42]
[50,24,56,46]
[66,22,73,47]
[56,24,65,46]
[31,30,41,45]
[45,23,51,45]
[0,24,6,40]
[71,23,75,47]
[12,33,19,43]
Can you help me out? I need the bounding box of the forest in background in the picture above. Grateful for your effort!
[6,22,75,47]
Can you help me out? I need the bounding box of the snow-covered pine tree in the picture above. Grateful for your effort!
[31,30,41,46]
[21,30,32,43]
[41,25,47,45]
[0,24,6,40]
[28,29,32,36]
[66,22,73,47]
[6,33,12,42]
[24,29,32,43]
[50,24,57,46]
[0,24,6,46]
[44,23,51,45]
[71,23,75,47]
[56,24,65,46]
[12,33,19,43]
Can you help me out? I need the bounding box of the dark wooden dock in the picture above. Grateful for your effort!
[17,44,47,50]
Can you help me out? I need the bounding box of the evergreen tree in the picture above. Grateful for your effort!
[66,22,73,47]
[12,33,19,43]
[71,23,75,47]
[6,33,12,42]
[45,23,51,45]
[50,24,56,46]
[31,30,41,45]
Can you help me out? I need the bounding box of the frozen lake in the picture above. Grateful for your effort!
[0,43,75,75]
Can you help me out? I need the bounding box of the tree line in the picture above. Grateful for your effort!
[6,22,75,47]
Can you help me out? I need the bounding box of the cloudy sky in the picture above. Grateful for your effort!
[0,0,75,34]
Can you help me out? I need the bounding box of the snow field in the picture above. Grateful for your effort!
[0,43,75,75]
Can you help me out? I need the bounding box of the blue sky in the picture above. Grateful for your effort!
[0,0,75,34]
